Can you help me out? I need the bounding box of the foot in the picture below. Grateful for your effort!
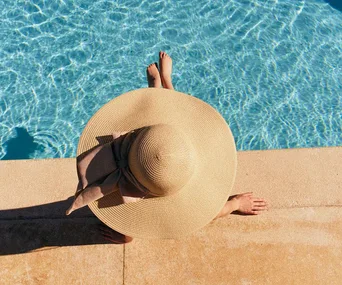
[98,224,133,244]
[231,192,268,215]
[146,62,161,88]
[159,51,174,90]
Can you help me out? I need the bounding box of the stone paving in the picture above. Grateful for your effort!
[1,147,341,284]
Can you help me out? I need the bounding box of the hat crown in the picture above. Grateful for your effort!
[128,124,196,196]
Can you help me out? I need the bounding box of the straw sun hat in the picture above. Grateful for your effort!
[66,88,237,239]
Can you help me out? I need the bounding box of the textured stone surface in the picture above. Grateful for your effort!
[0,158,124,284]
[232,146,342,208]
[0,245,123,285]
[124,207,342,285]
[0,158,77,209]
[124,146,342,285]
[0,146,341,284]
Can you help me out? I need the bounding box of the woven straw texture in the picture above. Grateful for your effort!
[77,88,237,239]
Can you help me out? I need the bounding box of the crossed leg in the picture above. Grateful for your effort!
[146,51,174,90]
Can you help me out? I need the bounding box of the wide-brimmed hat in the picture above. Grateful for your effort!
[66,88,237,239]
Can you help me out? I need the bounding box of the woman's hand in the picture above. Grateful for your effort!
[231,192,268,215]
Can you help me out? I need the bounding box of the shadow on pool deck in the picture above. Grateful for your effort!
[0,197,126,256]
[0,196,246,256]
[0,148,341,283]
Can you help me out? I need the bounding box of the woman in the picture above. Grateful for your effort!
[67,51,268,244]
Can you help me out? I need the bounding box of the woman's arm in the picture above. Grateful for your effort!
[214,199,239,220]
[214,192,268,220]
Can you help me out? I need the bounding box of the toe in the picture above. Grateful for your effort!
[147,63,156,72]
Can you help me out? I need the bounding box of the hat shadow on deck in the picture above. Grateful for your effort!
[0,193,240,256]
[0,197,127,256]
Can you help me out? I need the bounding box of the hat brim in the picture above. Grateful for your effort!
[77,88,237,239]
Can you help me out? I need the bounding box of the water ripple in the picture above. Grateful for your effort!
[0,0,341,159]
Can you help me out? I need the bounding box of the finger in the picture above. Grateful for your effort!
[251,210,262,215]
[253,204,268,209]
[253,201,267,206]
[252,198,265,202]
[253,206,267,211]
[243,192,253,196]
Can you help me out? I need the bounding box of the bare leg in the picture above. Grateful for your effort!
[146,62,161,88]
[214,192,268,220]
[159,51,174,90]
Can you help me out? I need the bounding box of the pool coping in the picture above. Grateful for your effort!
[1,146,341,284]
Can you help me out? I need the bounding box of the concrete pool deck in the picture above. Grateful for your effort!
[0,146,341,284]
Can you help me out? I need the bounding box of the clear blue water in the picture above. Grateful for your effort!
[0,0,341,160]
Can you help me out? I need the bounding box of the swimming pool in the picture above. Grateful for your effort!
[0,0,341,160]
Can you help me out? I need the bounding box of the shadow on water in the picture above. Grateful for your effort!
[2,127,40,160]
[325,0,342,12]
[0,197,127,255]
